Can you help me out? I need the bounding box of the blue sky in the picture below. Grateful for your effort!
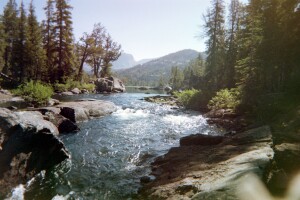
[0,0,246,60]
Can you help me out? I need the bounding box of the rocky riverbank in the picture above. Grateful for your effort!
[140,95,300,199]
[138,126,274,199]
[144,95,181,108]
[0,99,117,197]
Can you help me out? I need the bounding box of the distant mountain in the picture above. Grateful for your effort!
[112,52,136,70]
[112,52,155,70]
[115,49,202,86]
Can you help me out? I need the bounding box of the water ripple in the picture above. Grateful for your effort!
[13,93,221,200]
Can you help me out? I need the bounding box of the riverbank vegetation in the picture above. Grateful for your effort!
[53,79,95,93]
[12,80,53,106]
[0,0,121,93]
[170,0,300,130]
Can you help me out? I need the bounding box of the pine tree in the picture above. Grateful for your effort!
[170,66,184,90]
[224,0,242,88]
[100,34,121,78]
[25,1,46,81]
[204,0,226,91]
[235,0,264,91]
[42,0,56,82]
[275,0,300,91]
[183,55,205,89]
[53,0,75,82]
[12,1,27,82]
[76,32,95,81]
[2,0,18,76]
[0,17,6,71]
[87,23,106,78]
[86,23,121,78]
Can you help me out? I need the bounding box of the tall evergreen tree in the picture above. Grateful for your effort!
[12,1,27,82]
[25,0,46,81]
[53,0,75,82]
[169,66,184,90]
[204,0,226,91]
[276,0,300,91]
[0,17,6,71]
[224,0,242,88]
[42,0,56,82]
[235,0,264,93]
[2,0,18,76]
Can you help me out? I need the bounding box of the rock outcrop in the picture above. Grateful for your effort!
[0,108,70,196]
[57,99,117,123]
[139,126,274,200]
[205,109,247,133]
[95,76,125,93]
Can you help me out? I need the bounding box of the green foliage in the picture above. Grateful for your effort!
[0,18,6,70]
[13,81,53,106]
[183,55,205,89]
[86,23,121,78]
[25,1,46,81]
[53,79,94,92]
[208,88,241,110]
[53,0,75,82]
[204,0,226,91]
[169,66,184,90]
[175,89,211,111]
[2,0,18,76]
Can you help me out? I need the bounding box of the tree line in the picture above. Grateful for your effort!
[0,0,121,85]
[171,0,300,113]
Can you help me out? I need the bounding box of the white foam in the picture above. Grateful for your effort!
[51,191,75,200]
[5,185,25,200]
[51,195,66,200]
[163,114,207,127]
[113,108,150,119]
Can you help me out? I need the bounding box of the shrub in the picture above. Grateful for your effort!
[80,83,95,92]
[53,79,95,93]
[174,89,210,111]
[13,81,53,107]
[208,88,241,111]
[175,89,200,106]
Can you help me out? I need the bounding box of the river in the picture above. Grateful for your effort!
[7,90,220,200]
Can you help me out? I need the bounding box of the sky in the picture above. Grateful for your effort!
[0,0,246,61]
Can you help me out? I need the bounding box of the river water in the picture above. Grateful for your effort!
[7,90,220,200]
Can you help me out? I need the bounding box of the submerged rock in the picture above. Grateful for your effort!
[139,126,274,200]
[0,108,70,196]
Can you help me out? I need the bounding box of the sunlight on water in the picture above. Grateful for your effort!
[113,107,150,119]
[163,114,207,129]
[10,93,221,200]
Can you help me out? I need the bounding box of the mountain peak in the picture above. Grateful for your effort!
[115,49,202,86]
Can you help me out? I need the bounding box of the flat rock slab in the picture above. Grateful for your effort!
[57,100,117,122]
[15,111,59,135]
[140,126,274,200]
